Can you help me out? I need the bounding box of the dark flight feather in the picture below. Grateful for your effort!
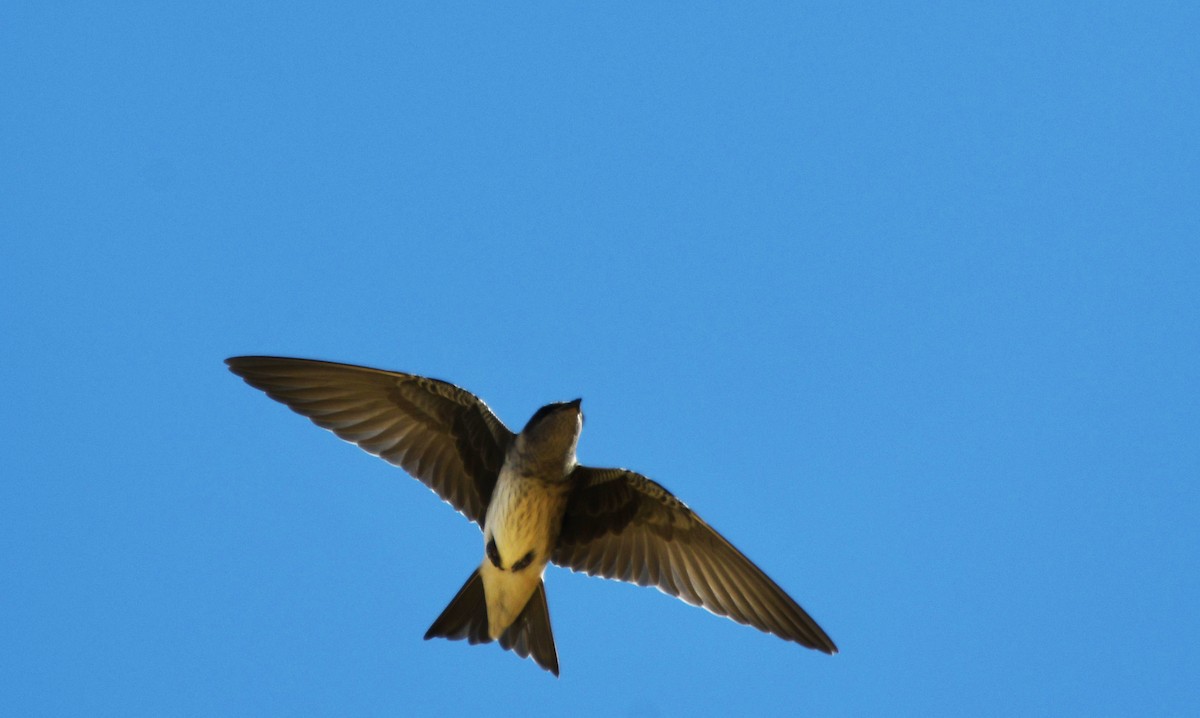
[225,356,512,526]
[553,467,837,654]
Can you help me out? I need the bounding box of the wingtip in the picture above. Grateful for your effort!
[812,630,838,654]
[804,629,838,655]
[224,355,252,371]
[224,355,285,375]
[224,356,260,379]
[225,355,268,367]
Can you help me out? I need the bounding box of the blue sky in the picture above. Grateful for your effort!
[3,2,1197,715]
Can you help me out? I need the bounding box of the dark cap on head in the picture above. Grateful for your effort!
[523,399,583,433]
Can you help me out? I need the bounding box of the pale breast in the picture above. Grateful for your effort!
[484,468,569,567]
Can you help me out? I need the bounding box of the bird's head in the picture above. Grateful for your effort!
[516,398,584,471]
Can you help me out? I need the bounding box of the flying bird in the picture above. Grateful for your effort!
[225,356,836,675]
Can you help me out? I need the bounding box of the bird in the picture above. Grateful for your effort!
[225,356,837,675]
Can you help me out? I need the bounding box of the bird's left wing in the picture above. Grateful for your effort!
[225,356,513,526]
[552,466,837,653]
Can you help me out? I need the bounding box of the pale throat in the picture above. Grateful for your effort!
[510,425,581,478]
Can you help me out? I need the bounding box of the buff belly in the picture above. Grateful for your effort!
[481,469,568,638]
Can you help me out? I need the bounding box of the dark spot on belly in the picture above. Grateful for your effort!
[486,538,502,569]
[511,550,536,572]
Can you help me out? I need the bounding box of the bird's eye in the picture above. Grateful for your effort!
[512,550,536,572]
[486,538,502,569]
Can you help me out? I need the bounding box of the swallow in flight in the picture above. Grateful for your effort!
[226,356,837,675]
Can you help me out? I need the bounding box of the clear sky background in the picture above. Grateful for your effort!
[3,3,1198,716]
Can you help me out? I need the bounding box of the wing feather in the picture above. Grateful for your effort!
[553,466,837,653]
[226,356,513,526]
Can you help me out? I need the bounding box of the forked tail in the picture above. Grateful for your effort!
[424,569,560,676]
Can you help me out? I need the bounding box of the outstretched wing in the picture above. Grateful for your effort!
[552,466,837,653]
[225,356,512,526]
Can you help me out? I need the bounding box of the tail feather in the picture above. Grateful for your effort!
[424,569,560,676]
[424,569,491,645]
[499,580,559,676]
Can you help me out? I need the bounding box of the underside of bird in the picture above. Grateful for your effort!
[424,569,560,676]
[225,355,838,677]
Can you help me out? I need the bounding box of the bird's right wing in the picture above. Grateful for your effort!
[226,356,513,527]
[552,466,837,653]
